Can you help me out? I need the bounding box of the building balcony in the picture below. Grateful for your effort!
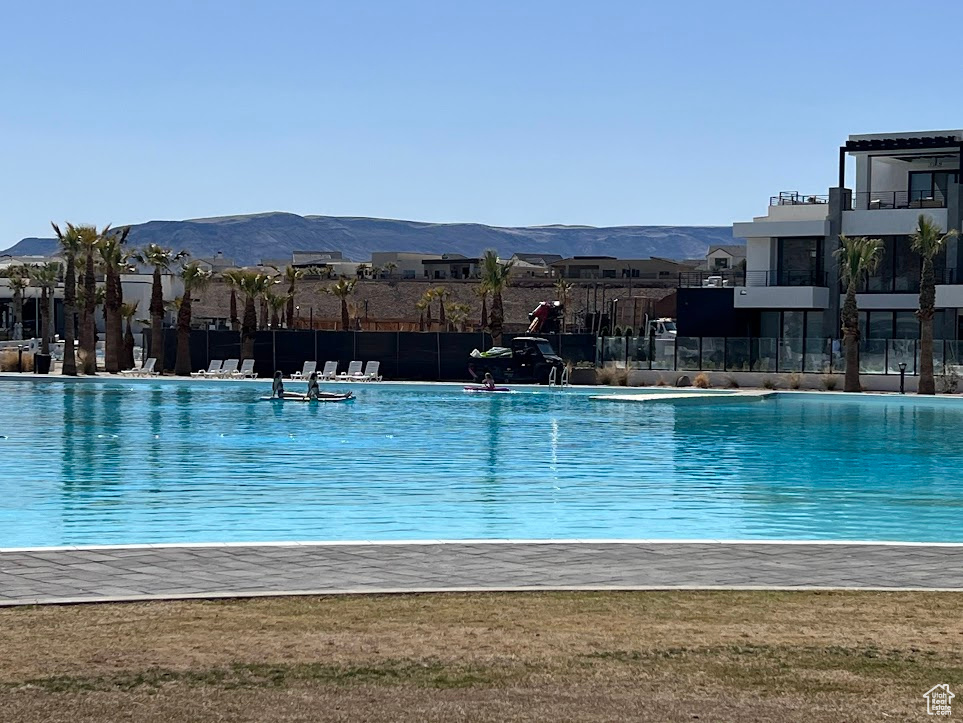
[744,270,826,288]
[769,191,829,206]
[852,190,947,210]
[734,270,828,309]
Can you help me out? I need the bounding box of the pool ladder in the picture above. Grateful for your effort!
[548,366,569,389]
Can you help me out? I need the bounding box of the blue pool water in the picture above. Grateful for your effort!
[1,379,962,547]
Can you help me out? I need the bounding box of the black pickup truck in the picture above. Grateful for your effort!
[468,336,564,384]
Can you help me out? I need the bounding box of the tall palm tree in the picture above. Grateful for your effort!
[444,301,471,332]
[835,235,883,393]
[418,289,434,330]
[51,222,90,375]
[415,297,428,332]
[98,226,130,373]
[232,270,275,360]
[479,249,514,346]
[554,278,573,333]
[326,278,357,331]
[121,301,138,371]
[77,225,108,374]
[433,286,449,330]
[282,265,303,328]
[911,214,959,394]
[174,262,213,375]
[29,262,61,355]
[221,269,242,331]
[133,244,187,374]
[2,265,29,339]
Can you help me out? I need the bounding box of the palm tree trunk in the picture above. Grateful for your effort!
[842,282,860,393]
[82,249,97,374]
[40,286,50,355]
[124,318,135,370]
[439,300,447,331]
[229,288,239,331]
[241,296,257,360]
[104,267,122,373]
[286,283,295,328]
[12,290,23,336]
[62,254,77,376]
[174,281,193,376]
[150,267,165,373]
[490,292,504,346]
[918,255,937,395]
[341,298,350,331]
[480,293,487,332]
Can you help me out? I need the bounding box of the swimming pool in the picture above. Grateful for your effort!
[1,379,961,547]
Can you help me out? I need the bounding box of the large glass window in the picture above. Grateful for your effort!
[868,312,892,339]
[893,237,921,292]
[894,311,918,339]
[782,311,804,340]
[777,238,822,285]
[909,171,957,204]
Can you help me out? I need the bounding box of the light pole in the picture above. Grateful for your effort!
[898,362,907,394]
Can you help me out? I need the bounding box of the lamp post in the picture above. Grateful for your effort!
[898,361,907,394]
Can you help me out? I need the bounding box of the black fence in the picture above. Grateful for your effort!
[151,330,597,382]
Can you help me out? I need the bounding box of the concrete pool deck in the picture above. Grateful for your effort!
[1,540,962,606]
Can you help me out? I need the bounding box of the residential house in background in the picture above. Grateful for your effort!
[550,256,693,283]
[706,244,746,272]
[371,251,443,279]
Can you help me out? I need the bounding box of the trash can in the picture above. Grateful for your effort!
[34,353,52,375]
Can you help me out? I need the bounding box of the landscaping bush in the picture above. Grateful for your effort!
[0,349,34,372]
[785,372,802,390]
[693,372,711,389]
[820,374,839,391]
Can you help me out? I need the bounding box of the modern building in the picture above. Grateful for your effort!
[370,252,443,279]
[550,256,693,283]
[682,129,963,345]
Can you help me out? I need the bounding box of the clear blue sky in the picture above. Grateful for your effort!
[3,0,963,245]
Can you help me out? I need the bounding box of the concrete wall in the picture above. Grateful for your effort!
[842,208,947,236]
[734,285,829,309]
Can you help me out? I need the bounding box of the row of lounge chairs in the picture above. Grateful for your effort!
[191,359,257,379]
[291,360,382,382]
[119,358,159,377]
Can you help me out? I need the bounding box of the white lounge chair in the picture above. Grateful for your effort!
[192,360,222,378]
[218,359,240,378]
[233,359,257,379]
[319,361,338,380]
[361,360,382,382]
[120,358,157,377]
[337,360,364,381]
[291,361,316,380]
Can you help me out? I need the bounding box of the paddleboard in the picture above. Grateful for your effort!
[259,393,354,403]
[463,385,512,393]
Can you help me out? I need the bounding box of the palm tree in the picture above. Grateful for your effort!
[415,297,428,332]
[133,244,187,374]
[232,270,275,360]
[77,225,110,374]
[835,235,883,393]
[29,262,61,355]
[474,284,488,332]
[384,261,398,279]
[282,266,303,328]
[911,215,959,394]
[554,278,573,333]
[433,286,450,330]
[479,249,515,346]
[266,291,288,329]
[174,262,213,375]
[121,301,138,370]
[418,289,434,330]
[326,278,357,331]
[444,301,471,332]
[98,226,130,373]
[1,265,29,339]
[221,269,242,331]
[51,222,90,375]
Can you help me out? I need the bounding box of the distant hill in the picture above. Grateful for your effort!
[2,212,737,265]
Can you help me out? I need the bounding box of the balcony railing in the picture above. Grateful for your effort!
[678,271,745,288]
[769,191,829,206]
[853,189,947,210]
[743,270,827,287]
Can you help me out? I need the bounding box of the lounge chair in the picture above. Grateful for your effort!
[192,360,222,378]
[233,359,257,379]
[119,358,158,377]
[337,360,364,381]
[291,361,316,380]
[218,359,240,378]
[319,361,338,380]
[361,360,382,382]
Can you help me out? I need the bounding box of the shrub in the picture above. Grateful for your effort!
[0,349,34,372]
[820,374,839,391]
[725,374,740,389]
[939,369,960,394]
[596,366,628,386]
[656,375,667,387]
[762,377,777,390]
[694,372,711,389]
[785,372,802,390]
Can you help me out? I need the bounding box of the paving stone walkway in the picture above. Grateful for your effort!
[1,541,961,606]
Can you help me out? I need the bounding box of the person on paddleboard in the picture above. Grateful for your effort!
[483,372,496,391]
[307,371,322,400]
[272,371,286,398]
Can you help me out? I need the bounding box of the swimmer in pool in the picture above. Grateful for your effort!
[272,371,285,398]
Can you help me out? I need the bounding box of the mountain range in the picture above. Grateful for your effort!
[2,212,737,266]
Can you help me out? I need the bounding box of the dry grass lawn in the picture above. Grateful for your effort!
[1,591,962,721]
